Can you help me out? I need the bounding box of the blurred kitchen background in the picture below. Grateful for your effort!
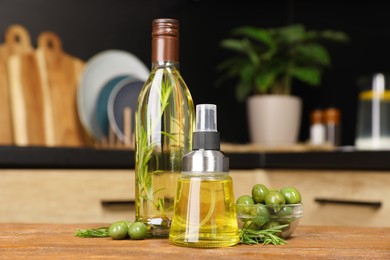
[2,0,389,146]
[1,0,390,227]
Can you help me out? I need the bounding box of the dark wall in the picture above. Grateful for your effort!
[1,0,389,145]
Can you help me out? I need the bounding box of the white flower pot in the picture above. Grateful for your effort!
[247,95,302,146]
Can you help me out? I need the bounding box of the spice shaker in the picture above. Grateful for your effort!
[310,109,326,145]
[169,104,239,248]
[324,107,341,146]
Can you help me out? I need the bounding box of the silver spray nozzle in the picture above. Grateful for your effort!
[196,104,217,132]
[183,103,228,172]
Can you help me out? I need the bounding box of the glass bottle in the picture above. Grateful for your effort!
[355,73,390,149]
[169,104,239,248]
[135,18,195,238]
[324,107,341,146]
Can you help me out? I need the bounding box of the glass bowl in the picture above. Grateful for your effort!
[236,203,303,238]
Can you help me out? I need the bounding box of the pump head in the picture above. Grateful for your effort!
[193,104,220,150]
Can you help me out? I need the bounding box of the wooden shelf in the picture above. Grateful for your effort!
[0,146,389,170]
[0,146,133,169]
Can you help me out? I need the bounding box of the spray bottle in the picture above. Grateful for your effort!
[169,104,239,248]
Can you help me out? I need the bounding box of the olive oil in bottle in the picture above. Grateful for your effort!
[135,18,195,238]
[169,104,239,248]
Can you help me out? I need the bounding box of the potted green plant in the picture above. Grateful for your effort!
[218,24,348,146]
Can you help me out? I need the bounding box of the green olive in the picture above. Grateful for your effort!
[251,184,269,204]
[128,222,147,240]
[280,187,302,204]
[242,220,259,230]
[249,203,269,217]
[277,206,293,217]
[122,220,133,230]
[236,195,255,205]
[247,204,269,227]
[236,195,255,214]
[262,221,281,230]
[265,190,286,207]
[109,221,129,240]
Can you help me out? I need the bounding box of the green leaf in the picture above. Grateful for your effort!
[236,82,252,102]
[303,31,320,41]
[161,131,177,142]
[320,30,349,42]
[221,39,248,53]
[239,224,288,245]
[236,63,255,101]
[274,24,306,44]
[295,43,331,66]
[75,227,109,238]
[291,67,321,86]
[232,26,274,48]
[217,57,246,72]
[239,63,255,84]
[218,23,349,99]
[221,39,259,66]
[216,58,249,87]
[255,71,276,94]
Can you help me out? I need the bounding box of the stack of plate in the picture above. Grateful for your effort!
[77,50,149,147]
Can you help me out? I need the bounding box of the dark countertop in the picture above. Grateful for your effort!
[0,146,390,171]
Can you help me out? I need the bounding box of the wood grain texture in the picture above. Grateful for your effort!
[7,29,47,146]
[0,25,33,145]
[0,224,388,259]
[232,170,390,227]
[36,31,86,146]
[0,169,135,223]
[1,169,389,227]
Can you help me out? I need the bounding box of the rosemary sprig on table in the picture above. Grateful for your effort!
[239,224,289,245]
[75,224,289,245]
[75,227,109,238]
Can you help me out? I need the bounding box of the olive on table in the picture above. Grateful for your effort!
[122,220,133,230]
[109,221,129,240]
[128,222,147,240]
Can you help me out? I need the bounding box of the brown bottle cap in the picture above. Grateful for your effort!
[152,18,179,62]
[311,109,324,124]
[152,18,179,38]
[324,108,341,124]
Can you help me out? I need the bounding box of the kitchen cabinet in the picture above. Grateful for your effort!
[0,169,135,223]
[0,146,389,226]
[1,168,389,226]
[231,170,390,227]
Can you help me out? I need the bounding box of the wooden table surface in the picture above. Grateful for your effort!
[0,224,389,259]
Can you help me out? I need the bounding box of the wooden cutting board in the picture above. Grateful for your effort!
[8,40,47,146]
[35,32,86,146]
[0,25,33,145]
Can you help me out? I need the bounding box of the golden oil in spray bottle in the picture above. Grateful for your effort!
[169,104,239,247]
